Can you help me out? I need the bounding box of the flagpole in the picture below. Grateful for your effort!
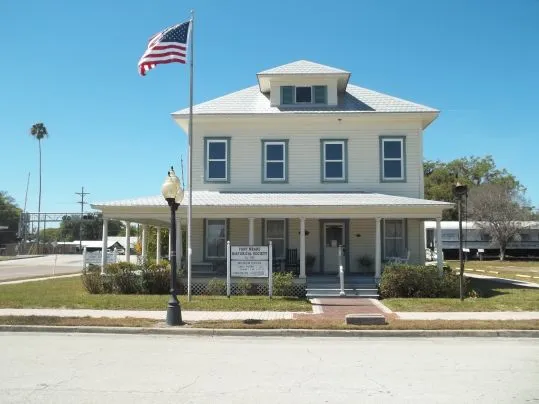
[187,10,194,302]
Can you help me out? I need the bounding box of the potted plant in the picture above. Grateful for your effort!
[357,255,374,275]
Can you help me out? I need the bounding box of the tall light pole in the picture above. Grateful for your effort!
[453,182,468,301]
[161,167,184,326]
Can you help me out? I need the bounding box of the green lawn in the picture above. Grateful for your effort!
[0,276,311,312]
[383,278,539,312]
[446,260,539,283]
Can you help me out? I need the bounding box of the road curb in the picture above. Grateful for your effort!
[1,325,538,338]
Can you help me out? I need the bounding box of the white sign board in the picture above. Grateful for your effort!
[230,246,269,278]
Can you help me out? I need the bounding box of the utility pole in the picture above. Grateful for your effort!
[76,187,90,254]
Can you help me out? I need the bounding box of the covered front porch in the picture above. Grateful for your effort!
[92,191,452,285]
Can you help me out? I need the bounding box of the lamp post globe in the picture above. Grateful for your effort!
[162,166,182,326]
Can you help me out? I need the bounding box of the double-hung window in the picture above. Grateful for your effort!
[205,219,227,259]
[381,137,405,181]
[322,140,347,182]
[263,141,287,182]
[384,220,405,259]
[205,138,229,182]
[265,219,286,259]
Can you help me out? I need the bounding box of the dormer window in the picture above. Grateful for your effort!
[295,87,311,103]
[281,85,327,105]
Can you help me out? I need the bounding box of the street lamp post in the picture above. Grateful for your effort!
[161,167,184,326]
[453,182,468,301]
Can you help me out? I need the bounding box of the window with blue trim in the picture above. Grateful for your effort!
[263,141,286,181]
[382,138,404,180]
[206,139,228,181]
[323,141,345,181]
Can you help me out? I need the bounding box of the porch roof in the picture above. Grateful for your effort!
[92,191,452,209]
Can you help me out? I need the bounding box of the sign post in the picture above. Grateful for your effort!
[268,241,273,299]
[226,240,231,298]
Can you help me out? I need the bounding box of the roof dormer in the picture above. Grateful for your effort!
[257,60,351,107]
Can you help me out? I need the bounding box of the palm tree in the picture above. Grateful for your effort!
[30,123,48,254]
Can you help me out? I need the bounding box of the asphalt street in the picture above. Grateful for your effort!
[0,255,82,281]
[0,333,537,403]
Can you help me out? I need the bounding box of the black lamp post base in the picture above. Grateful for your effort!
[166,296,182,326]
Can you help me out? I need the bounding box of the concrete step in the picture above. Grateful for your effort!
[306,287,379,298]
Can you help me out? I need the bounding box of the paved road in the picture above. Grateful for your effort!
[0,333,537,403]
[0,255,82,281]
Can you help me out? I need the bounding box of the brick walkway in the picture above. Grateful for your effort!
[296,298,393,320]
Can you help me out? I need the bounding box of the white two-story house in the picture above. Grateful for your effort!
[93,60,451,289]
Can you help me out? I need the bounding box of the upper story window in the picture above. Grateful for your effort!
[262,140,288,182]
[205,137,230,182]
[321,140,347,182]
[380,136,406,182]
[281,85,327,105]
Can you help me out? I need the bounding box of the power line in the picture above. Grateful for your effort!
[75,186,90,253]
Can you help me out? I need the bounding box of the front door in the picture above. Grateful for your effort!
[324,223,344,274]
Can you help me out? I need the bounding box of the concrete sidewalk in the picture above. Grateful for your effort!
[396,311,539,320]
[0,308,295,321]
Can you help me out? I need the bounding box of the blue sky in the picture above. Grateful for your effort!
[1,0,538,216]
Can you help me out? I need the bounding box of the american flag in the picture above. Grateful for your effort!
[138,21,191,76]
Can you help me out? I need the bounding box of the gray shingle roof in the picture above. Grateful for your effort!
[93,192,452,208]
[257,60,350,75]
[173,84,437,115]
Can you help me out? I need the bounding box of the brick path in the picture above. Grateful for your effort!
[295,298,393,320]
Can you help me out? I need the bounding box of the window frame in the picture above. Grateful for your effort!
[380,136,406,182]
[262,140,288,183]
[280,85,328,106]
[204,219,228,260]
[320,139,348,183]
[264,219,287,260]
[383,219,406,259]
[204,137,230,183]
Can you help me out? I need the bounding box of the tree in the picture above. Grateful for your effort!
[468,184,531,260]
[424,155,523,219]
[58,214,124,241]
[0,191,21,244]
[30,123,48,253]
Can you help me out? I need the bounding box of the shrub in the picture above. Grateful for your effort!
[104,262,139,274]
[273,271,295,296]
[81,270,102,294]
[113,269,143,294]
[142,265,170,294]
[236,278,252,295]
[379,264,465,299]
[206,278,226,295]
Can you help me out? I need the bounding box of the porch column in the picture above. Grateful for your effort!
[375,217,382,280]
[125,221,131,263]
[101,218,109,274]
[248,218,255,246]
[141,225,148,262]
[176,218,182,268]
[436,218,443,275]
[156,227,161,264]
[299,218,306,279]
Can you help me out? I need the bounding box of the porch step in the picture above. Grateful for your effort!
[306,287,379,298]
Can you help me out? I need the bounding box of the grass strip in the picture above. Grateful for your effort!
[0,315,158,327]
